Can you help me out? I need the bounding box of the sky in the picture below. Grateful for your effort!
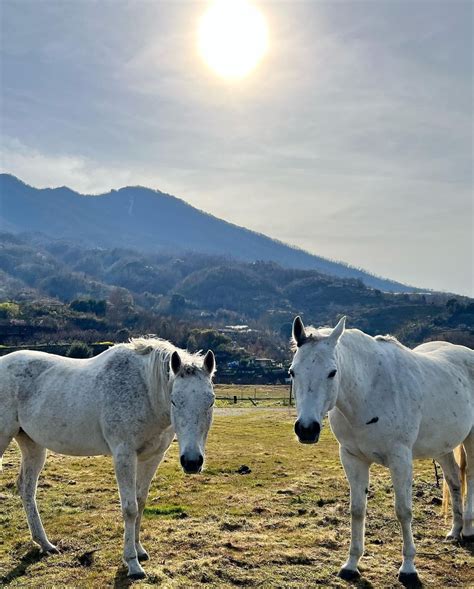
[1,0,472,296]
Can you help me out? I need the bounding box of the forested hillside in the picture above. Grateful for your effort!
[1,232,472,374]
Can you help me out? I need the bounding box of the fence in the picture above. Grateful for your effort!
[214,384,293,406]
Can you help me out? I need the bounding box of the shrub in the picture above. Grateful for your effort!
[66,341,93,359]
[115,328,131,343]
[0,302,20,319]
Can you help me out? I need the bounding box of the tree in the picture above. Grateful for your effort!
[169,294,186,315]
[0,302,20,319]
[70,298,107,316]
[115,328,131,343]
[108,287,134,323]
[66,341,93,359]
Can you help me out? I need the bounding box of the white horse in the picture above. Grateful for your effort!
[290,316,473,586]
[0,338,216,579]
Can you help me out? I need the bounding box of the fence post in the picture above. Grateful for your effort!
[289,382,293,407]
[233,395,237,404]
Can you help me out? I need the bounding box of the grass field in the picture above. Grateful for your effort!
[0,402,473,588]
[214,385,293,407]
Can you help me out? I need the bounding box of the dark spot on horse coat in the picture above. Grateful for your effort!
[366,416,379,425]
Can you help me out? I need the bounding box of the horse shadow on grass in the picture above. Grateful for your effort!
[113,567,133,589]
[338,573,423,589]
[341,577,375,589]
[460,538,474,556]
[0,548,45,586]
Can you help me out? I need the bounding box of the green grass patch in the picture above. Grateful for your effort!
[143,505,187,518]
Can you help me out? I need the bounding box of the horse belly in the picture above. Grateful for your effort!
[23,424,110,456]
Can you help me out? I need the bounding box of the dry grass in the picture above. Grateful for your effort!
[215,384,292,407]
[0,406,473,588]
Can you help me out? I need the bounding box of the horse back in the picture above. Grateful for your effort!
[414,340,474,386]
[0,350,62,400]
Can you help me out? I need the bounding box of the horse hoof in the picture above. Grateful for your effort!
[444,534,461,542]
[41,545,60,555]
[338,568,360,581]
[137,551,149,562]
[128,570,146,580]
[398,572,421,587]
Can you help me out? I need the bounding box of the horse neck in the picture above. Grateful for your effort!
[335,330,378,421]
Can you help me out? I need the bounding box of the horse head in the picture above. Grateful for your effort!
[169,349,216,474]
[290,316,345,444]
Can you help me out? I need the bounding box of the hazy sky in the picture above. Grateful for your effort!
[1,1,472,295]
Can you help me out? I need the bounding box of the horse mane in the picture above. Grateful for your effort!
[290,326,333,351]
[374,334,404,347]
[292,326,405,351]
[124,337,203,366]
[118,337,207,400]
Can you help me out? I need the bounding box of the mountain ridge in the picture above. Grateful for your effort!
[0,173,415,292]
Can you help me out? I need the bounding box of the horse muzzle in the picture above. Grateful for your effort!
[180,453,204,474]
[294,419,321,444]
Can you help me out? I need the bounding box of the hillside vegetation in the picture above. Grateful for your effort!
[0,232,473,370]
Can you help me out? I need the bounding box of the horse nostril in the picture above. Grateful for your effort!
[180,454,203,474]
[294,420,299,436]
[295,420,321,444]
[294,420,303,437]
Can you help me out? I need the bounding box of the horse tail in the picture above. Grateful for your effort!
[442,445,467,517]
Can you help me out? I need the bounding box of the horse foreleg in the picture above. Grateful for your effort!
[437,452,463,540]
[135,453,163,561]
[113,445,145,579]
[338,446,370,581]
[462,428,474,539]
[15,432,58,554]
[389,450,419,585]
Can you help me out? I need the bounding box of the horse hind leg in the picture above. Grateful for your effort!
[0,405,20,470]
[437,451,463,540]
[0,434,14,471]
[15,431,59,554]
[462,428,474,540]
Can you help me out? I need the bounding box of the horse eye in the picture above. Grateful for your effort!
[289,368,295,378]
[328,369,337,379]
[171,399,176,407]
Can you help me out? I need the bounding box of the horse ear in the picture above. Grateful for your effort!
[203,350,216,375]
[329,316,346,344]
[292,316,306,347]
[170,351,182,375]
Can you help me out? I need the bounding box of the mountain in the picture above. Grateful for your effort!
[0,173,413,292]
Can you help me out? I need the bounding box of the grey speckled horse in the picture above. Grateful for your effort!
[0,338,216,579]
[290,316,473,587]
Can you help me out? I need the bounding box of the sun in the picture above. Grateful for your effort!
[198,0,268,80]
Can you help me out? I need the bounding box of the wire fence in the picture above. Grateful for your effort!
[214,384,294,406]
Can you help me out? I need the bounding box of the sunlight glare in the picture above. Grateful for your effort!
[198,0,268,80]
